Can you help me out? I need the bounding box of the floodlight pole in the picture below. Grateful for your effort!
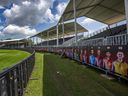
[73,0,78,46]
[62,16,65,43]
[124,0,128,34]
[56,25,59,47]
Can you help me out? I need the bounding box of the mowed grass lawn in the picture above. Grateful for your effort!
[26,53,128,96]
[25,53,43,96]
[43,53,128,96]
[0,49,30,70]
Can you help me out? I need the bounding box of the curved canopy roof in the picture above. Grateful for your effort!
[0,39,28,44]
[60,0,125,24]
[36,22,88,39]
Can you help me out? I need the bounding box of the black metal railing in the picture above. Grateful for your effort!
[0,49,35,96]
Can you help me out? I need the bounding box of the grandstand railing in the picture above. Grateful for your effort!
[106,34,127,45]
[0,48,35,96]
[80,37,104,46]
[62,35,83,47]
[78,33,128,47]
[32,33,128,47]
[84,20,126,39]
[31,33,128,47]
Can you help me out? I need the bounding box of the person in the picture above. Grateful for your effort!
[70,48,74,59]
[82,49,88,64]
[112,51,128,76]
[69,48,72,58]
[60,49,66,58]
[89,50,96,65]
[80,49,83,63]
[103,51,112,71]
[76,49,80,61]
[74,49,77,60]
[96,50,103,68]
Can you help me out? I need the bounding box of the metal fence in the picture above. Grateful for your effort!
[0,49,35,96]
[106,34,128,45]
[78,33,128,47]
[80,37,104,46]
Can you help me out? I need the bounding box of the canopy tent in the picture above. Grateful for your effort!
[60,0,125,25]
[35,22,88,39]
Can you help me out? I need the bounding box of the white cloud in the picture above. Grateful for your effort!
[56,2,67,15]
[0,0,68,39]
[44,2,67,23]
[1,24,36,39]
[3,0,52,26]
[44,9,55,22]
[1,0,52,39]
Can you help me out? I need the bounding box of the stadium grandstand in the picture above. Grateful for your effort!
[0,0,128,96]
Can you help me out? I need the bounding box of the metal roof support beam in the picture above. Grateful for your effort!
[17,40,19,48]
[27,38,29,48]
[30,38,32,47]
[36,37,38,47]
[47,31,49,47]
[41,33,43,47]
[34,37,35,47]
[25,40,27,48]
[27,39,29,48]
[62,16,65,43]
[56,25,59,47]
[32,37,34,47]
[31,38,32,47]
[125,0,128,34]
[73,0,78,46]
[28,38,30,48]
[28,39,29,48]
[30,38,31,48]
[34,37,36,47]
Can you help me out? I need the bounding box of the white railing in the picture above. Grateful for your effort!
[62,35,83,47]
[84,20,126,39]
[80,37,104,46]
[106,34,127,45]
[34,34,128,47]
[76,34,128,47]
[0,44,5,48]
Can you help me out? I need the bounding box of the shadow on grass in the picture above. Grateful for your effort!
[43,53,128,96]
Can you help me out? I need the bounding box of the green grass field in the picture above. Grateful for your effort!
[25,53,43,96]
[0,49,30,71]
[0,50,128,96]
[26,53,128,96]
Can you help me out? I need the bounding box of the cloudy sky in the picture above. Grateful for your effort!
[0,0,107,40]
